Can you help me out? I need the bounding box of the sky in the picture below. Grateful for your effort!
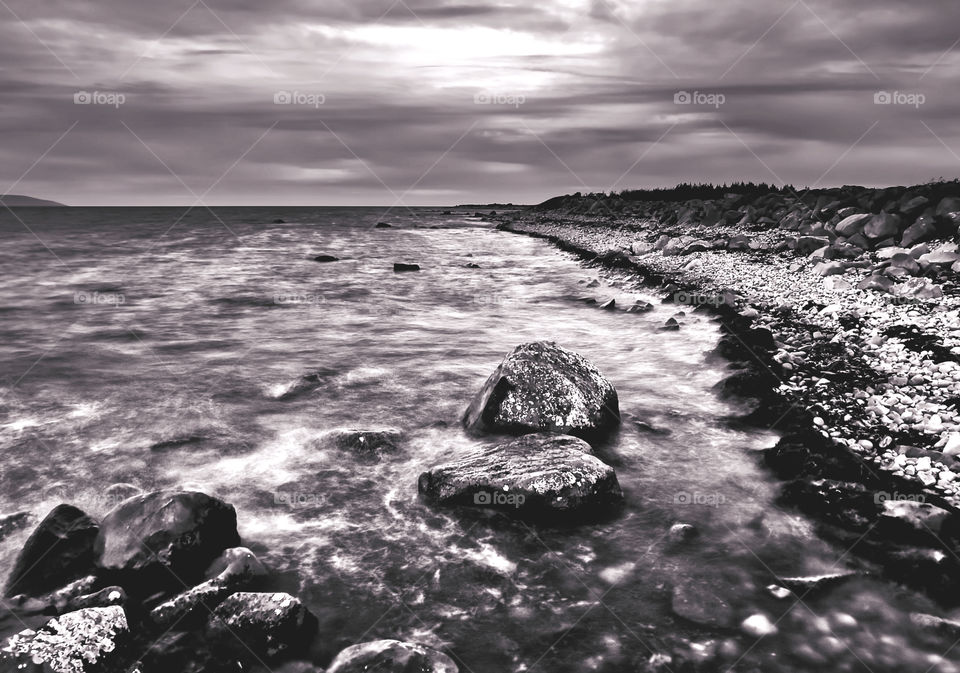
[0,0,958,206]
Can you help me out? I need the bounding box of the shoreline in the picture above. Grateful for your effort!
[495,184,960,604]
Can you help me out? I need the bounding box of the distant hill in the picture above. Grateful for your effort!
[0,194,67,207]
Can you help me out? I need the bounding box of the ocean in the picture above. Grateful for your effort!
[0,206,953,671]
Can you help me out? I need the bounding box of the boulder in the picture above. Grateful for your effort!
[899,195,929,216]
[95,491,240,587]
[150,547,268,628]
[462,341,620,440]
[2,606,130,673]
[797,235,830,254]
[418,433,623,518]
[936,196,960,218]
[206,592,318,659]
[835,213,870,237]
[5,505,99,598]
[857,274,895,293]
[900,213,937,247]
[327,640,458,673]
[864,212,902,240]
[328,428,403,463]
[891,277,943,301]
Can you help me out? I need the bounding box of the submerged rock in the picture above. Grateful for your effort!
[328,428,403,462]
[2,606,130,673]
[5,505,99,598]
[327,639,458,673]
[313,254,339,262]
[394,262,420,272]
[95,491,240,587]
[462,341,620,441]
[0,511,33,542]
[671,578,737,628]
[206,592,318,659]
[418,433,623,518]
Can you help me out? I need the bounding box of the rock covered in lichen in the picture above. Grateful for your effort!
[462,341,620,441]
[2,606,129,673]
[205,592,317,659]
[418,433,623,518]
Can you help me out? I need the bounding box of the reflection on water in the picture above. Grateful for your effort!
[0,207,956,672]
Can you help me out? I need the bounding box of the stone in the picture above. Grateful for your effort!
[901,214,937,247]
[776,572,857,595]
[857,274,894,293]
[671,578,736,628]
[668,523,698,542]
[900,195,929,215]
[95,491,240,587]
[741,614,778,638]
[661,317,681,331]
[462,341,620,440]
[936,196,960,218]
[5,505,99,598]
[393,262,420,272]
[813,261,846,277]
[891,277,943,300]
[375,222,392,228]
[206,592,318,659]
[0,511,33,542]
[418,433,623,517]
[326,640,459,673]
[878,499,953,540]
[312,255,339,262]
[919,250,960,266]
[328,428,403,462]
[1,606,130,673]
[864,212,902,240]
[835,213,871,237]
[797,235,830,254]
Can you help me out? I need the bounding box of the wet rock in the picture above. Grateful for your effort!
[671,578,737,628]
[5,505,99,598]
[2,606,130,673]
[864,212,902,240]
[418,433,623,518]
[393,262,420,272]
[661,317,680,331]
[910,612,960,638]
[599,298,616,310]
[95,491,240,588]
[668,523,698,542]
[625,300,654,313]
[326,639,459,673]
[59,586,127,613]
[797,235,830,254]
[936,196,960,218]
[206,592,318,659]
[464,262,481,268]
[0,511,33,542]
[462,341,620,441]
[150,547,268,628]
[877,499,955,544]
[328,428,403,462]
[312,254,339,262]
[375,222,392,228]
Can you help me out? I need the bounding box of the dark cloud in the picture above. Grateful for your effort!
[0,0,957,204]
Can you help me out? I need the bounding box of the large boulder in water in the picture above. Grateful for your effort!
[94,491,240,587]
[327,639,458,673]
[5,505,99,598]
[462,341,620,441]
[418,433,623,518]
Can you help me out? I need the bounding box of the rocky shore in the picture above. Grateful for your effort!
[498,180,960,605]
